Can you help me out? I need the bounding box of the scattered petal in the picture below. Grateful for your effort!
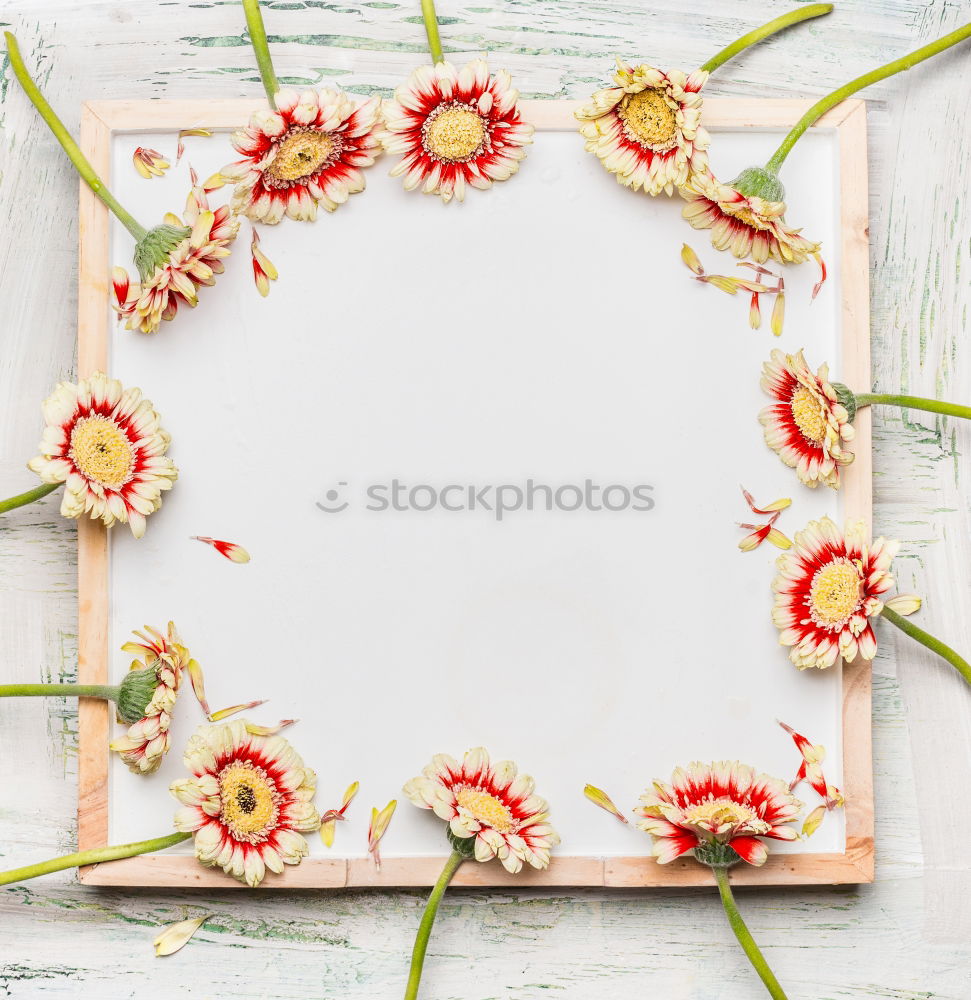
[244,718,297,736]
[812,253,828,300]
[741,487,791,517]
[133,147,169,179]
[779,720,840,807]
[176,128,212,164]
[186,659,211,717]
[771,280,785,337]
[738,523,773,551]
[737,262,777,278]
[320,781,360,848]
[191,536,251,563]
[801,804,827,838]
[583,783,629,824]
[885,594,922,616]
[210,699,269,722]
[153,914,210,957]
[368,799,397,869]
[749,289,762,330]
[766,527,792,550]
[700,274,739,295]
[202,171,228,193]
[681,243,704,276]
[250,229,278,298]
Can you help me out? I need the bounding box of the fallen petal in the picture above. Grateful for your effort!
[186,659,212,717]
[771,287,785,337]
[191,536,251,563]
[243,718,297,736]
[368,799,397,868]
[153,914,210,957]
[133,147,169,179]
[583,783,628,823]
[812,253,828,300]
[741,487,791,517]
[176,128,212,164]
[766,527,792,549]
[680,243,704,276]
[738,524,772,551]
[801,804,826,838]
[210,699,268,722]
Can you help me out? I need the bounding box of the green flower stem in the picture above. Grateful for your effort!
[765,22,971,173]
[700,4,833,75]
[713,866,790,1000]
[882,607,971,687]
[4,32,148,243]
[854,393,971,421]
[403,850,465,1000]
[0,832,191,887]
[0,682,120,702]
[0,481,60,515]
[242,0,280,108]
[420,0,445,65]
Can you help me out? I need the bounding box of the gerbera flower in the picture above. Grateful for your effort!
[171,720,320,887]
[5,33,237,338]
[222,89,383,224]
[112,180,239,334]
[404,746,559,873]
[403,746,559,1000]
[383,59,534,204]
[772,517,897,669]
[25,372,177,537]
[110,623,192,775]
[636,760,802,867]
[576,60,709,196]
[575,8,836,197]
[759,349,855,489]
[681,22,971,279]
[681,168,821,266]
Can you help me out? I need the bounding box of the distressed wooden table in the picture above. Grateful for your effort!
[1,1,969,997]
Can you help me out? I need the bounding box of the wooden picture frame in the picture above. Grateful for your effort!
[77,97,872,889]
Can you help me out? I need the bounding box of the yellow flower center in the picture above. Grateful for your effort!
[266,129,338,183]
[69,416,135,489]
[423,104,487,162]
[683,797,756,830]
[218,761,280,843]
[455,786,516,833]
[618,88,678,150]
[810,560,864,627]
[791,385,828,444]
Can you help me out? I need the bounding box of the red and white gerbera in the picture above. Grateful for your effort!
[404,747,559,873]
[112,181,239,334]
[773,517,898,670]
[222,89,383,224]
[27,372,177,537]
[575,59,709,196]
[682,169,820,265]
[383,59,533,204]
[171,720,320,887]
[760,349,855,489]
[110,623,191,775]
[636,760,802,866]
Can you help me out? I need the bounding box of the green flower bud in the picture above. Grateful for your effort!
[116,665,160,723]
[730,166,786,204]
[693,840,742,868]
[831,382,858,423]
[446,827,478,859]
[133,224,191,282]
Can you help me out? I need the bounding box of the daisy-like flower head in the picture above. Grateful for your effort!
[171,720,320,887]
[636,760,802,867]
[110,623,191,775]
[27,371,177,537]
[760,349,856,489]
[112,182,239,335]
[773,516,898,670]
[222,89,383,224]
[575,59,709,196]
[383,59,534,204]
[404,747,559,873]
[681,167,820,266]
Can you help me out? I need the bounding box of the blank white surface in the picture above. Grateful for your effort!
[106,121,846,860]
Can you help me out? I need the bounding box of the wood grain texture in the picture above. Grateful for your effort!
[1,0,969,996]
